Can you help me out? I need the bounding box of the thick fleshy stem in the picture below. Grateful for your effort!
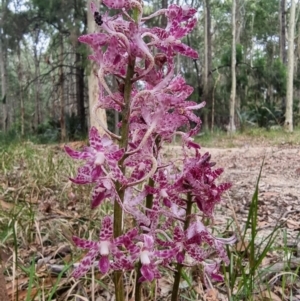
[171,192,193,301]
[113,56,136,301]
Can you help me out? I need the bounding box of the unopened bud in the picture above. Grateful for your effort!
[154,53,167,68]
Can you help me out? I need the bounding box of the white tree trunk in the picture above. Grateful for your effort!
[228,0,236,134]
[285,0,296,132]
[87,0,107,135]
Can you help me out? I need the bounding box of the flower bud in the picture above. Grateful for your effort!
[154,53,167,68]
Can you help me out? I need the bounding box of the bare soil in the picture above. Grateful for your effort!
[198,145,300,244]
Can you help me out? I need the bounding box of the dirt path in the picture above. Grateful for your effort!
[168,145,300,244]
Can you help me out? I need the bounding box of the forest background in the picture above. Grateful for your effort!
[0,0,299,143]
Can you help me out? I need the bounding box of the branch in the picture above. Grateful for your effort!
[210,62,259,74]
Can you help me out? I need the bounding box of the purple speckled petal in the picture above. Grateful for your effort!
[186,244,208,262]
[99,256,110,274]
[166,4,197,22]
[91,183,113,209]
[64,145,91,160]
[140,264,154,282]
[102,0,127,9]
[78,33,109,49]
[186,221,214,245]
[102,0,142,12]
[99,216,113,241]
[72,248,98,278]
[176,251,185,263]
[73,236,97,249]
[89,127,104,151]
[115,228,139,248]
[203,261,224,282]
[143,235,154,250]
[172,43,198,59]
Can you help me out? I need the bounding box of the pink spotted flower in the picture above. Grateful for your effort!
[65,127,125,184]
[72,216,114,278]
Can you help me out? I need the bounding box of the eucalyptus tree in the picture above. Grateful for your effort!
[0,0,8,132]
[228,0,237,133]
[1,0,39,133]
[285,0,296,132]
[31,0,90,141]
[86,0,108,136]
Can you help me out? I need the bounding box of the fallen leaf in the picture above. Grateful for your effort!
[286,219,300,230]
[0,199,14,210]
[258,290,282,301]
[235,240,249,252]
[205,288,218,301]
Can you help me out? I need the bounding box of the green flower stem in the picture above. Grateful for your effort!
[135,261,143,301]
[145,177,154,209]
[171,193,193,301]
[135,176,155,301]
[113,56,136,301]
[119,56,135,152]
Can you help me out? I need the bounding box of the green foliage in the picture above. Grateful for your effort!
[251,56,286,96]
[224,164,281,300]
[242,102,282,128]
[32,0,77,29]
[35,113,86,143]
[250,0,279,41]
[266,59,287,97]
[0,128,21,146]
[221,44,244,66]
[0,113,86,146]
[65,112,87,140]
[35,119,61,143]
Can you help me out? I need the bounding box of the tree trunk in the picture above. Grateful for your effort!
[60,34,67,141]
[0,6,8,133]
[235,0,245,130]
[73,4,86,135]
[17,46,25,137]
[284,0,296,132]
[235,0,244,43]
[75,52,86,134]
[279,0,287,64]
[33,28,41,132]
[161,0,168,27]
[279,0,287,113]
[87,0,107,135]
[298,15,300,117]
[228,0,237,134]
[203,0,212,131]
